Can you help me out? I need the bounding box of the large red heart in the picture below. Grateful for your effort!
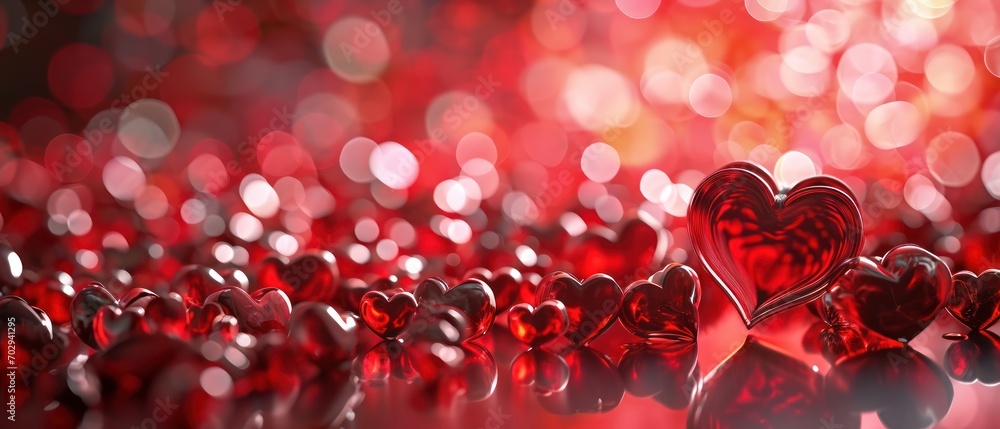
[828,244,952,343]
[414,278,496,341]
[947,269,1000,331]
[688,162,864,327]
[565,215,667,282]
[535,272,622,345]
[359,290,417,339]
[70,283,119,349]
[205,287,293,335]
[93,306,150,350]
[507,300,569,347]
[620,263,700,340]
[256,251,339,304]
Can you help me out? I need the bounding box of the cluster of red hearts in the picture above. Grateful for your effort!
[3,162,1000,428]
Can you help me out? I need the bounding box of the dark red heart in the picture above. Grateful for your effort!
[205,287,292,335]
[168,265,228,308]
[359,290,417,339]
[93,306,150,350]
[944,330,1000,384]
[416,278,496,341]
[466,267,524,311]
[828,244,952,342]
[566,216,667,282]
[507,300,569,347]
[0,296,55,373]
[287,302,358,364]
[256,251,339,304]
[186,302,226,338]
[535,272,622,345]
[11,273,75,325]
[688,336,859,429]
[620,263,700,340]
[70,283,119,349]
[142,293,187,337]
[947,269,1000,331]
[688,162,864,327]
[118,287,158,309]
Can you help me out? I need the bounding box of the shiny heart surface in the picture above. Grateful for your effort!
[536,272,622,345]
[256,251,339,304]
[510,348,570,394]
[168,265,228,308]
[466,267,524,311]
[566,216,667,281]
[359,290,417,339]
[688,336,859,429]
[412,276,449,305]
[93,306,150,350]
[617,341,699,409]
[0,296,55,371]
[418,278,496,341]
[186,302,226,338]
[70,283,119,349]
[536,347,625,414]
[287,302,358,364]
[828,244,952,342]
[205,287,293,335]
[620,263,700,340]
[507,300,569,347]
[947,269,1000,331]
[688,162,864,327]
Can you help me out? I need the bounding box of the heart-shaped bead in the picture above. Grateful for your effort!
[688,162,864,327]
[205,287,292,335]
[359,290,417,339]
[70,283,119,349]
[93,306,150,350]
[287,302,358,364]
[947,269,1000,331]
[688,336,859,429]
[566,216,667,282]
[256,251,339,304]
[944,330,1000,385]
[416,278,496,341]
[828,244,952,342]
[507,300,569,347]
[620,263,700,340]
[535,272,622,345]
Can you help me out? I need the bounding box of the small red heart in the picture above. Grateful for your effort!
[620,263,700,340]
[335,276,402,313]
[944,330,1000,384]
[466,267,524,311]
[689,162,864,327]
[168,265,228,308]
[186,302,226,338]
[256,251,339,304]
[566,216,667,282]
[287,302,358,364]
[143,293,188,337]
[828,244,952,342]
[93,306,150,350]
[507,300,569,347]
[70,283,119,349]
[359,290,417,339]
[947,269,1000,331]
[416,278,496,341]
[205,287,292,335]
[536,272,622,345]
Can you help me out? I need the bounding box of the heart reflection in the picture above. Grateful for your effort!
[945,330,1000,385]
[689,336,860,429]
[825,346,953,429]
[511,348,570,394]
[407,341,498,407]
[536,346,625,414]
[617,341,699,409]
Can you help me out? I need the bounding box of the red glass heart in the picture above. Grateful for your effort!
[402,303,473,344]
[187,302,226,338]
[617,341,698,409]
[70,283,119,349]
[466,267,524,311]
[287,302,358,364]
[11,274,74,325]
[535,272,622,345]
[828,244,952,342]
[418,278,496,341]
[92,306,150,350]
[688,162,864,327]
[947,269,1000,331]
[205,287,292,335]
[566,215,667,282]
[944,330,1000,384]
[359,290,417,339]
[826,347,952,429]
[142,293,187,337]
[620,263,700,340]
[507,300,568,347]
[413,276,449,304]
[256,251,339,304]
[688,336,859,429]
[168,265,228,308]
[0,296,54,373]
[117,287,158,309]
